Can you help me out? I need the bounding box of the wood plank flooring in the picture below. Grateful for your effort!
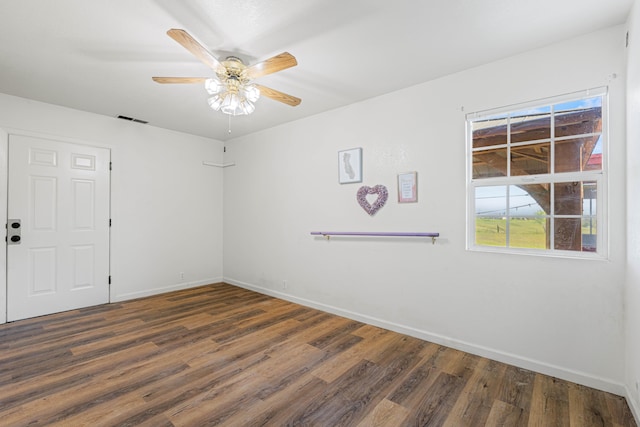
[0,283,635,426]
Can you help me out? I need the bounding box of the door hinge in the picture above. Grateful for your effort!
[109,162,112,171]
[108,276,111,285]
[626,31,630,48]
[109,218,112,227]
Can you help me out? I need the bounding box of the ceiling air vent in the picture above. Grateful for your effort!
[116,115,148,124]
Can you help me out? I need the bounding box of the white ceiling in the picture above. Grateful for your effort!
[0,0,633,141]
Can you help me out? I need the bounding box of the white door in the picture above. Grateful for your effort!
[7,135,110,321]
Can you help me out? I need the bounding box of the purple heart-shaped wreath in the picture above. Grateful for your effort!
[357,185,388,216]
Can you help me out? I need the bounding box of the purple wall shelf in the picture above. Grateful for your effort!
[310,231,439,244]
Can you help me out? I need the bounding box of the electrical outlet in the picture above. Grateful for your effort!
[282,280,287,289]
[636,380,639,393]
[180,272,184,280]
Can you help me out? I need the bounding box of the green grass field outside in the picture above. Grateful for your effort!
[475,217,596,249]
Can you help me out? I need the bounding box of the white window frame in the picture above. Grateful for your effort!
[466,87,608,259]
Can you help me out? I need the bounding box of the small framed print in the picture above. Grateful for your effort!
[398,171,417,203]
[338,148,362,184]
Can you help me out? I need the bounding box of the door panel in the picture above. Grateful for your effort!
[7,135,110,321]
[31,176,57,230]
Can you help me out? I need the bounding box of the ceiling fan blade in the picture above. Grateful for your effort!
[167,29,225,74]
[255,84,301,107]
[152,77,208,84]
[246,52,297,79]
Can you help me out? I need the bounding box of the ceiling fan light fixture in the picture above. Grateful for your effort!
[207,94,225,110]
[205,77,223,95]
[243,84,260,103]
[220,93,241,115]
[238,100,255,115]
[154,29,300,117]
[206,77,259,116]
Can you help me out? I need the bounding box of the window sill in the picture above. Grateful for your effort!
[467,245,608,260]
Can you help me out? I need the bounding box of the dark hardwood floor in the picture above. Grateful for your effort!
[0,283,635,426]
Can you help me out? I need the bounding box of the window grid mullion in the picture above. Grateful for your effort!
[505,185,510,247]
[507,115,511,178]
[550,182,555,251]
[549,104,555,251]
[506,114,511,247]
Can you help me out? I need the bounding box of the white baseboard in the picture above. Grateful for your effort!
[224,277,627,397]
[626,385,640,426]
[111,277,223,302]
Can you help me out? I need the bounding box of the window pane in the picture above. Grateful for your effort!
[509,185,548,216]
[509,217,548,249]
[582,217,597,252]
[510,107,551,143]
[476,186,506,216]
[554,181,596,215]
[472,114,508,149]
[473,147,507,178]
[585,136,603,171]
[475,217,506,247]
[509,185,550,249]
[553,216,597,252]
[554,97,602,138]
[475,186,506,247]
[554,137,601,173]
[554,218,582,251]
[510,142,550,176]
[582,182,597,215]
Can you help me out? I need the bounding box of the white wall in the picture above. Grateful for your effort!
[224,25,628,393]
[626,0,640,420]
[0,93,224,314]
[0,19,631,407]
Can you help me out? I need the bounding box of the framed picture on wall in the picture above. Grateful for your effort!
[398,171,417,203]
[338,147,362,184]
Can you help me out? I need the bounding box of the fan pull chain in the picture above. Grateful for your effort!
[228,114,232,134]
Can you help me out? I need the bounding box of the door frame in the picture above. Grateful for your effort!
[0,128,113,324]
[0,128,8,323]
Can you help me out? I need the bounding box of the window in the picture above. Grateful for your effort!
[466,88,606,257]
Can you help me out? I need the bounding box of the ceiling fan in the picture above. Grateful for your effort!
[153,29,301,116]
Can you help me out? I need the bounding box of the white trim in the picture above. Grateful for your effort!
[0,129,7,324]
[224,276,626,396]
[0,126,115,150]
[202,161,235,168]
[471,170,604,186]
[465,86,608,120]
[110,277,223,302]
[468,243,608,260]
[472,132,603,154]
[626,384,640,426]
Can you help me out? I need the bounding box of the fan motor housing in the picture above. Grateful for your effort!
[220,56,248,82]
